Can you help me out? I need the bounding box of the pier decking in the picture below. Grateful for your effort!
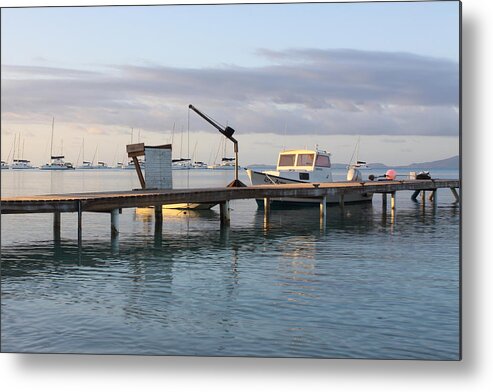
[1,179,460,239]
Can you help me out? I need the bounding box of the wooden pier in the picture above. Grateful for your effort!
[0,179,459,239]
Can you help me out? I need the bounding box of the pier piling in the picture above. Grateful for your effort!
[220,201,231,226]
[53,212,61,241]
[110,208,120,237]
[320,196,327,229]
[264,197,271,223]
[77,202,82,243]
[391,192,396,211]
[154,205,163,232]
[382,193,387,211]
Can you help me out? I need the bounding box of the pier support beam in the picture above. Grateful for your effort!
[339,194,345,209]
[391,192,396,211]
[382,193,387,211]
[220,201,231,226]
[154,205,163,230]
[53,212,61,241]
[320,196,327,229]
[450,187,460,203]
[411,190,420,201]
[264,197,271,222]
[110,208,120,237]
[77,202,82,244]
[429,189,437,206]
[421,190,426,204]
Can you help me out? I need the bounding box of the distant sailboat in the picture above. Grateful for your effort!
[11,133,35,169]
[77,138,95,169]
[40,117,73,170]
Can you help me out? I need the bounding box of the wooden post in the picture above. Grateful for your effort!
[220,201,231,226]
[339,194,345,209]
[450,188,460,203]
[155,205,163,224]
[429,190,437,206]
[111,208,120,237]
[53,211,61,241]
[264,197,271,222]
[320,196,327,229]
[77,201,82,244]
[390,192,396,224]
[382,193,387,211]
[411,190,420,201]
[132,156,146,189]
[421,190,426,204]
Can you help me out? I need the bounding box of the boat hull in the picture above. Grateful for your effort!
[163,202,217,210]
[246,169,373,207]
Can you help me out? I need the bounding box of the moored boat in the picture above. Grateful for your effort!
[246,148,373,207]
[11,159,35,170]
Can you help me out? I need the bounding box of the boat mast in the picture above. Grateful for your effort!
[50,117,55,159]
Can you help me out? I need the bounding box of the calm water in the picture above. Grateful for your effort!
[1,168,460,359]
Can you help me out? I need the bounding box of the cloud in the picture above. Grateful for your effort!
[1,48,459,137]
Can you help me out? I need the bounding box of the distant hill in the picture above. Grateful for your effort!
[395,155,459,169]
[334,156,459,170]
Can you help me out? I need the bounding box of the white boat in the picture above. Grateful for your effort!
[1,160,10,170]
[40,155,73,170]
[11,159,35,170]
[77,160,95,169]
[208,157,236,170]
[95,161,112,169]
[172,158,193,170]
[192,161,208,169]
[246,148,373,207]
[123,159,145,170]
[41,118,73,170]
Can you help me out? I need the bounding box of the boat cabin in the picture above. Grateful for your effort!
[276,149,331,172]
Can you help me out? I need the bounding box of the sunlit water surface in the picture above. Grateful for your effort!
[1,168,460,359]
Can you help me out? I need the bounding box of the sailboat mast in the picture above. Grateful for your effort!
[50,117,55,159]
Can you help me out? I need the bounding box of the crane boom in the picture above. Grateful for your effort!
[188,104,245,187]
[188,104,238,145]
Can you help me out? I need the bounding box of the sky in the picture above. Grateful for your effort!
[1,0,460,166]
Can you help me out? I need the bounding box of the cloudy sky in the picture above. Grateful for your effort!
[1,1,460,166]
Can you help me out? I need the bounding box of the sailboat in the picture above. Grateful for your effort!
[11,133,35,169]
[207,136,236,170]
[77,139,95,169]
[40,117,73,170]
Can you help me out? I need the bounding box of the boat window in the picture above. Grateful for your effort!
[315,154,331,168]
[278,154,296,167]
[296,154,315,167]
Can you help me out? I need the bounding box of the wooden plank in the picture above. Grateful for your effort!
[126,143,145,156]
[0,179,460,215]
